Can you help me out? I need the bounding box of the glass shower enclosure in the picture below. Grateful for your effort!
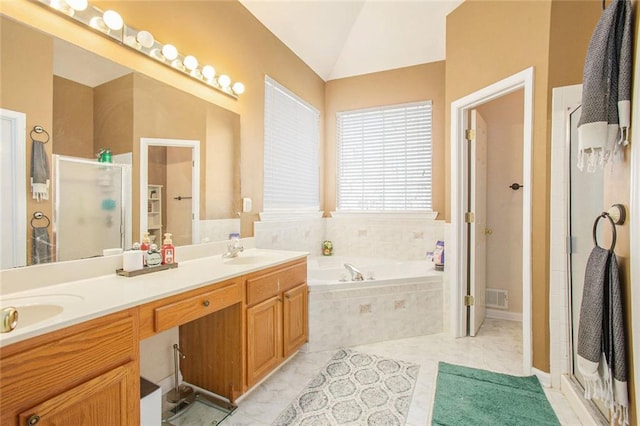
[53,155,131,262]
[567,104,608,419]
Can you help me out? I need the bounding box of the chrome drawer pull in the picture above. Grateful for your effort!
[203,300,210,307]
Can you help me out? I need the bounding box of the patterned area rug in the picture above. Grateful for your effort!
[273,348,419,426]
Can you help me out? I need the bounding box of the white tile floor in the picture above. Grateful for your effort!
[221,318,583,425]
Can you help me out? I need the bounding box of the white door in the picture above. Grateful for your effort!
[0,109,27,269]
[469,109,488,336]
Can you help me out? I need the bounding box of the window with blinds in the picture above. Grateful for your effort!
[263,76,320,211]
[336,101,433,212]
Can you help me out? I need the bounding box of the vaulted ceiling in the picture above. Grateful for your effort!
[239,0,464,81]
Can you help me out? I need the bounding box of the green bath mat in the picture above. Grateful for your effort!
[431,362,560,426]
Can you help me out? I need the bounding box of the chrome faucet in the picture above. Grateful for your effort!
[222,238,244,259]
[344,263,364,281]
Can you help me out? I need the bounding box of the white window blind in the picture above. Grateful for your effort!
[264,76,320,211]
[337,101,433,211]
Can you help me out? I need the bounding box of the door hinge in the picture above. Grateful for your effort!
[464,212,475,223]
[465,129,476,140]
[464,295,474,306]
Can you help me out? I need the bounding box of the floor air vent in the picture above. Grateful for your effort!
[486,288,509,310]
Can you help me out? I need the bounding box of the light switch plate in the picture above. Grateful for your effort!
[242,197,252,212]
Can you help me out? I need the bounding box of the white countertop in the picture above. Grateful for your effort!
[0,248,307,348]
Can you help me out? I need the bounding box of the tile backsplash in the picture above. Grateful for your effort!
[254,214,444,261]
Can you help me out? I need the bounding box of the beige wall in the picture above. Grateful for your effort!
[1,0,326,237]
[0,16,54,264]
[53,76,94,159]
[446,0,605,372]
[325,62,446,215]
[477,90,524,315]
[446,0,553,371]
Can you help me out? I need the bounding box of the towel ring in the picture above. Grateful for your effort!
[30,125,50,144]
[31,211,50,228]
[592,212,616,251]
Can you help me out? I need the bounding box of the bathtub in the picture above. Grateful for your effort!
[305,256,444,352]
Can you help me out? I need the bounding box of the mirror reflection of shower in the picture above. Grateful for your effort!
[53,155,131,261]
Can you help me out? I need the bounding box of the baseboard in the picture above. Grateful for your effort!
[486,308,522,322]
[532,367,551,387]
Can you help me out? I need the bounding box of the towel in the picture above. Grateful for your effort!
[30,139,50,202]
[577,246,628,425]
[577,0,633,173]
[32,226,52,264]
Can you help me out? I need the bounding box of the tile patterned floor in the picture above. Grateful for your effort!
[221,318,583,425]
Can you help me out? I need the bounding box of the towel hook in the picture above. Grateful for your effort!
[30,125,50,144]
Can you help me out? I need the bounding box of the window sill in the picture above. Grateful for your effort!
[259,211,324,222]
[329,211,439,220]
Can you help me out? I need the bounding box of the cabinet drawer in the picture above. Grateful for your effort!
[155,280,241,332]
[246,262,306,306]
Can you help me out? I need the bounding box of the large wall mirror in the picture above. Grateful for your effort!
[0,15,241,269]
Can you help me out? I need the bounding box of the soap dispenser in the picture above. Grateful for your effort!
[141,232,151,251]
[161,233,175,265]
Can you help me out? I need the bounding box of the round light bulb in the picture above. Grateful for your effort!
[89,16,108,33]
[103,10,123,31]
[161,44,178,61]
[218,74,231,89]
[136,30,155,49]
[202,65,216,80]
[232,82,245,95]
[65,0,87,11]
[183,55,198,71]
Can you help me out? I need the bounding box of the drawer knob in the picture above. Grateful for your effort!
[285,294,291,299]
[203,300,210,307]
[28,415,41,425]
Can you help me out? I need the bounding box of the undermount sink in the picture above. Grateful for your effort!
[223,256,267,265]
[0,294,84,330]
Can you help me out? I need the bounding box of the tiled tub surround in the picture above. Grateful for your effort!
[199,218,241,243]
[254,214,444,260]
[305,256,443,352]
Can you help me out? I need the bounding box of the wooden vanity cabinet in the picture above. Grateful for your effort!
[245,259,308,388]
[0,309,139,426]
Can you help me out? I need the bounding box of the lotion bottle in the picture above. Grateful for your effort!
[140,232,151,251]
[161,233,175,265]
[140,233,151,266]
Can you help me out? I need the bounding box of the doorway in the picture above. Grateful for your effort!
[450,67,534,373]
[0,108,26,269]
[140,138,200,246]
[467,91,525,337]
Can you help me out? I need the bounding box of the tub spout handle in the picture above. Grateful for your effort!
[344,263,364,281]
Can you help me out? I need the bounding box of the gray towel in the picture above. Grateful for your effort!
[577,246,628,425]
[32,226,52,264]
[30,140,50,201]
[577,0,633,172]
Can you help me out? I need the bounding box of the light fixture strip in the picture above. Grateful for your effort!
[34,0,243,98]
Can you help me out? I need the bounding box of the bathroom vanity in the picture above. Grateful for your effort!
[0,248,308,426]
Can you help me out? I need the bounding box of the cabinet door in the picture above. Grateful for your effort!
[18,362,137,426]
[283,284,308,358]
[247,296,282,386]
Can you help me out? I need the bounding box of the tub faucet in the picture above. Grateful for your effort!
[344,263,364,281]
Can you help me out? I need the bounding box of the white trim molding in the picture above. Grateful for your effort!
[449,67,534,375]
[0,109,27,269]
[486,309,522,322]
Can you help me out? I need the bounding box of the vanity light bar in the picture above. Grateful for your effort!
[35,0,245,98]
